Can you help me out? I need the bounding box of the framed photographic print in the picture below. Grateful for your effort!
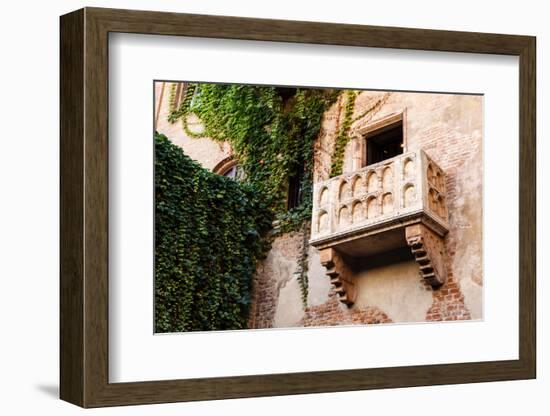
[60,7,536,408]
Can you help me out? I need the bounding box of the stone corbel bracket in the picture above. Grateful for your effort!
[405,223,447,287]
[319,248,357,306]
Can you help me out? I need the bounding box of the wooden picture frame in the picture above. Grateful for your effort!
[60,7,536,408]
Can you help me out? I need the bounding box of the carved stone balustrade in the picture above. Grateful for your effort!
[310,149,449,306]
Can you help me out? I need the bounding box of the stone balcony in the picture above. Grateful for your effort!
[309,149,449,305]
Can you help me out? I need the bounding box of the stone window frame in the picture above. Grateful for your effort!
[213,155,243,180]
[352,110,408,170]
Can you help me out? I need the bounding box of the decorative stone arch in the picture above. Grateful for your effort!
[403,155,415,179]
[318,186,329,206]
[213,156,242,179]
[366,170,378,193]
[317,210,329,233]
[427,162,436,184]
[382,192,394,214]
[351,200,364,223]
[351,174,363,197]
[435,170,444,190]
[403,182,416,207]
[339,180,350,201]
[428,188,446,219]
[366,195,379,219]
[338,205,350,226]
[381,165,393,190]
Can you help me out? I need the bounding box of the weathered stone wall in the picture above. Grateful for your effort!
[155,82,483,328]
[306,90,482,326]
[248,232,305,329]
[301,292,393,326]
[154,82,232,171]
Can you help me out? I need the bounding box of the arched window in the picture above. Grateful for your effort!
[221,163,240,179]
[213,157,243,180]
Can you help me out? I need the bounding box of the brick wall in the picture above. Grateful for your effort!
[301,291,393,326]
[425,274,471,321]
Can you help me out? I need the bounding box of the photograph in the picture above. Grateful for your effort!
[153,81,483,333]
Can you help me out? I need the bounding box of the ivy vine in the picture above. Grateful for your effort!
[329,91,391,177]
[329,90,357,177]
[168,84,338,218]
[166,83,339,303]
[168,82,197,124]
[295,220,311,307]
[154,133,273,332]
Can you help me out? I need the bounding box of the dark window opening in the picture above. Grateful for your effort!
[276,87,297,101]
[287,162,305,210]
[366,122,404,166]
[222,164,239,179]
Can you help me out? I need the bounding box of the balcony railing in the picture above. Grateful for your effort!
[310,149,448,247]
[309,149,450,305]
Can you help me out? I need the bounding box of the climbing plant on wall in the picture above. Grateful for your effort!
[154,133,273,332]
[330,90,357,177]
[167,83,339,225]
[166,84,340,307]
[164,83,389,309]
[329,91,391,177]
